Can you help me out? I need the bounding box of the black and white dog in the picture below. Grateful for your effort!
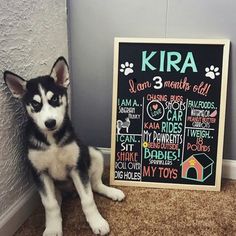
[4,57,125,236]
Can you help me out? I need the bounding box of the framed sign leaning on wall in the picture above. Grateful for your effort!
[110,38,230,191]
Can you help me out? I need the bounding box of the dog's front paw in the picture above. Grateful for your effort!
[89,216,110,235]
[107,187,125,201]
[43,227,63,236]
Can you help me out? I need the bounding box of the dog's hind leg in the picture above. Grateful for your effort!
[88,147,125,201]
[39,174,63,236]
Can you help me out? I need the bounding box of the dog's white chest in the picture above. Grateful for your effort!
[28,142,79,180]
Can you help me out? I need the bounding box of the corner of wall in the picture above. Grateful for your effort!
[0,186,40,236]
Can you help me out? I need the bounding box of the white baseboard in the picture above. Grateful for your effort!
[0,185,40,236]
[222,159,236,180]
[99,147,236,180]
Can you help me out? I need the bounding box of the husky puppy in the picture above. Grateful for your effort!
[4,57,125,236]
[116,117,130,134]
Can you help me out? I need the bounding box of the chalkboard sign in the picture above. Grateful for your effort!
[110,38,230,191]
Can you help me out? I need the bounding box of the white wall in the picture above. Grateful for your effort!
[0,0,68,232]
[68,0,235,161]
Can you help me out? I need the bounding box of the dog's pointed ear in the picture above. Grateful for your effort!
[50,57,70,88]
[4,71,27,98]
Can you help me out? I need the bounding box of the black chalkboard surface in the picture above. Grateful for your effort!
[110,38,230,191]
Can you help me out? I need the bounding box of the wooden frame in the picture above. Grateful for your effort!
[110,38,230,191]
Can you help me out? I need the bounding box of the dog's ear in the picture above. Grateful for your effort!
[4,71,27,98]
[50,57,70,88]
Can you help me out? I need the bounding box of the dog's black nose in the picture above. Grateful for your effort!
[45,119,56,129]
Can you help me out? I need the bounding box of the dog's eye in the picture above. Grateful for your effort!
[51,95,58,102]
[31,101,40,108]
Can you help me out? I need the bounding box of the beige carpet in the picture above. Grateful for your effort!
[14,177,236,236]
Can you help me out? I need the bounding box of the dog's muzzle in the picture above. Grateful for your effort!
[45,119,56,130]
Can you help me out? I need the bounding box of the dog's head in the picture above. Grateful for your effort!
[4,57,70,133]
